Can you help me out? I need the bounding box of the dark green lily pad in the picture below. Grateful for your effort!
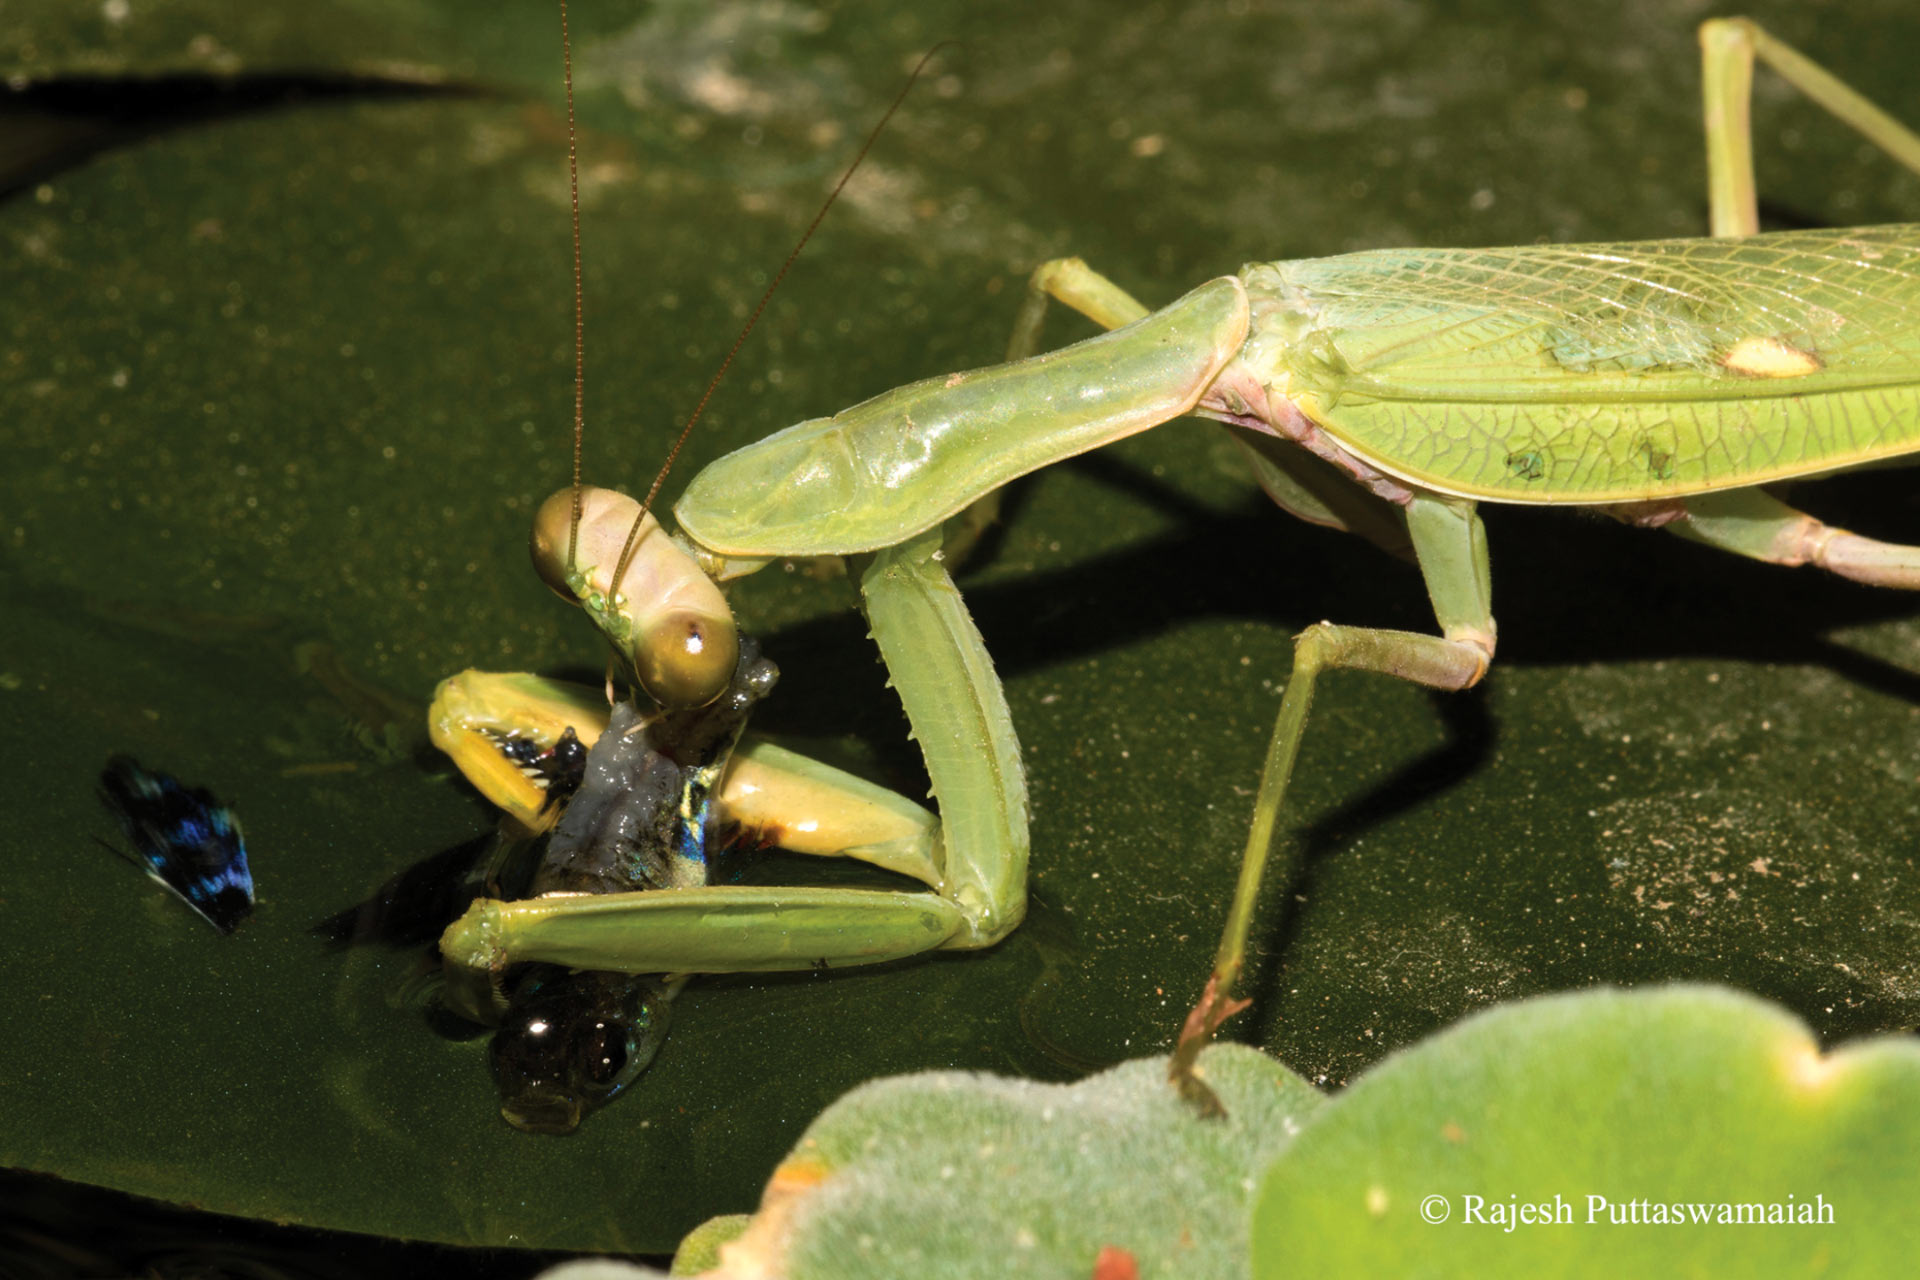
[4,0,1920,1257]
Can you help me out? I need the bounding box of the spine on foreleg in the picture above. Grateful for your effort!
[859,530,1029,948]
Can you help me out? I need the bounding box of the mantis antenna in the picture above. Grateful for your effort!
[549,20,955,595]
[561,0,586,573]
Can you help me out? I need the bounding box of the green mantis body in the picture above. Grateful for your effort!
[433,18,1920,1101]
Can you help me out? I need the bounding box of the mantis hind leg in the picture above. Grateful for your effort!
[1007,257,1153,360]
[1170,494,1497,1114]
[1673,489,1920,589]
[1700,18,1920,237]
[1004,258,1449,1106]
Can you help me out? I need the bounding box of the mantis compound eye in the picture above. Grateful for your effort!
[635,609,738,710]
[529,487,591,602]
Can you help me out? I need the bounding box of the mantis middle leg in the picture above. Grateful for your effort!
[1680,24,1920,582]
[1007,257,1497,1111]
[1163,494,1495,1111]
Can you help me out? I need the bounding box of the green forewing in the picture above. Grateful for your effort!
[1248,224,1920,502]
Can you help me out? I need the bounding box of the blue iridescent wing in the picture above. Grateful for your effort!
[97,755,254,934]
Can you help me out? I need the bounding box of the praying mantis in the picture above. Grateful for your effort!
[428,15,1920,1110]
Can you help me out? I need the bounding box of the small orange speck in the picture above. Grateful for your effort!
[1092,1244,1139,1280]
[766,1157,833,1194]
[1441,1121,1466,1143]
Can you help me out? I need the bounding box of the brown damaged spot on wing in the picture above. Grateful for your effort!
[1721,336,1824,379]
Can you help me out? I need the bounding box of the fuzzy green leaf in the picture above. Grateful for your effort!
[1254,986,1920,1275]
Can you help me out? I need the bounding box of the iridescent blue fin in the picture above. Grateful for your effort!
[98,755,254,934]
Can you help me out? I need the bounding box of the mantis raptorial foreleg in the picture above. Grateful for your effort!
[431,672,944,884]
[439,529,1028,988]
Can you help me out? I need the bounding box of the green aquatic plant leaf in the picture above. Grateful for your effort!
[702,1045,1319,1280]
[1253,986,1920,1275]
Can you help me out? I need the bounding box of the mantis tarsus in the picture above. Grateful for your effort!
[430,16,1920,1113]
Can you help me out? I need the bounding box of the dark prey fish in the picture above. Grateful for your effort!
[489,637,779,1133]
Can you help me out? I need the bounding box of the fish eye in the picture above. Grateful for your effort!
[579,1021,642,1095]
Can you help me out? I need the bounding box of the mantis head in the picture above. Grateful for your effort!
[530,485,739,710]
